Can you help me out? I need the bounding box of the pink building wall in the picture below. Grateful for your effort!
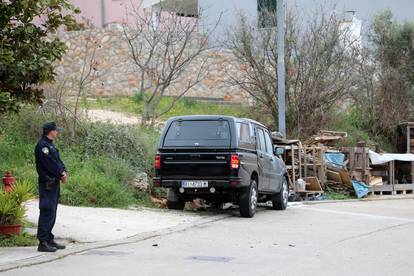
[71,0,143,27]
[70,0,196,29]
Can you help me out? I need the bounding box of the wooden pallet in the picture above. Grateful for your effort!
[369,184,414,195]
[370,184,393,196]
[393,184,414,195]
[372,190,393,196]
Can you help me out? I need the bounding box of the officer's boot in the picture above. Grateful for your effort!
[49,240,66,250]
[38,241,57,252]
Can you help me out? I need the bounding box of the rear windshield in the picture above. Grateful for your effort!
[163,120,231,147]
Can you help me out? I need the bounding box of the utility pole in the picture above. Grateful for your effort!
[100,0,106,28]
[277,0,286,137]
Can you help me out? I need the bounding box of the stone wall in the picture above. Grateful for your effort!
[54,28,249,103]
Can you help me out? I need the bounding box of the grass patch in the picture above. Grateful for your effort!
[325,191,353,200]
[0,232,38,247]
[83,95,249,119]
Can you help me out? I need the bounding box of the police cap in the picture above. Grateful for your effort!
[42,122,63,132]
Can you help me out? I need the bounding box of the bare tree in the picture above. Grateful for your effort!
[226,7,360,137]
[123,3,218,126]
[40,29,106,141]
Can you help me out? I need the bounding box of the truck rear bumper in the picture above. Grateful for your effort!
[153,178,242,189]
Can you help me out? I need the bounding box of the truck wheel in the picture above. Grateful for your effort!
[239,179,258,218]
[272,177,288,210]
[166,188,185,210]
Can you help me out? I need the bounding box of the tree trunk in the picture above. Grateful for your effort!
[142,102,150,126]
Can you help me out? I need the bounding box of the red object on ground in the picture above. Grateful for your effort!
[0,224,22,237]
[2,171,15,193]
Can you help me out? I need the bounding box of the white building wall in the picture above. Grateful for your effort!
[199,0,258,43]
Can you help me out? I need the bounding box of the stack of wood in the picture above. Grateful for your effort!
[305,130,348,147]
[273,138,327,194]
[274,130,380,197]
[341,143,371,185]
[325,169,353,192]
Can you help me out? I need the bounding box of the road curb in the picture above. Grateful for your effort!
[0,213,230,273]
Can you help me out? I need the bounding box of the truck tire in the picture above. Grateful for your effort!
[272,177,288,210]
[239,179,258,218]
[166,188,185,210]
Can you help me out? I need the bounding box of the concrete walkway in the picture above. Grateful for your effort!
[23,200,210,243]
[0,200,228,272]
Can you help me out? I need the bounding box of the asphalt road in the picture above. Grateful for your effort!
[4,199,414,276]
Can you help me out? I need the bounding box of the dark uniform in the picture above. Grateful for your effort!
[35,123,66,251]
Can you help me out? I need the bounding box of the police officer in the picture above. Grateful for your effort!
[35,122,67,252]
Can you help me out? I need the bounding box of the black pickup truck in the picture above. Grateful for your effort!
[153,115,288,218]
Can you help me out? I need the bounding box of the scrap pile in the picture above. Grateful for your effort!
[273,131,382,198]
[273,129,414,200]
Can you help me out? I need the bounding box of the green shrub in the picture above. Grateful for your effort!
[0,232,38,247]
[60,157,135,207]
[0,106,45,142]
[84,123,150,170]
[0,140,38,190]
[325,106,393,151]
[0,180,34,225]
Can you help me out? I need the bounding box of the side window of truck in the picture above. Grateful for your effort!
[264,131,274,155]
[237,122,255,149]
[257,128,267,152]
[238,123,250,142]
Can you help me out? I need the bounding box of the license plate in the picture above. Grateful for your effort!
[181,180,208,188]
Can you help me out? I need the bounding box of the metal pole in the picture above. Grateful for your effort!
[277,0,286,137]
[100,0,105,28]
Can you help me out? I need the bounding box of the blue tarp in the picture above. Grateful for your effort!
[325,153,345,169]
[352,180,370,198]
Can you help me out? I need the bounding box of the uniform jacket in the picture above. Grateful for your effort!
[35,136,66,183]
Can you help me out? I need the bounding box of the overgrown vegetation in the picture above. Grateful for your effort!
[325,106,393,151]
[352,10,414,144]
[0,232,37,247]
[0,106,159,208]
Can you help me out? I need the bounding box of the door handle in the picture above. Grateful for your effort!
[269,157,274,161]
[259,153,264,158]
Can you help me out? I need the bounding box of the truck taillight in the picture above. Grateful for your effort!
[230,154,240,169]
[154,155,161,169]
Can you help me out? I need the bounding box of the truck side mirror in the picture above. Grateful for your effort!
[274,147,285,155]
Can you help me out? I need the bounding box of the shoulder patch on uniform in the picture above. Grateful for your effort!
[42,147,49,155]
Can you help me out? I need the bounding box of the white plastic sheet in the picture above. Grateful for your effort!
[369,150,414,165]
